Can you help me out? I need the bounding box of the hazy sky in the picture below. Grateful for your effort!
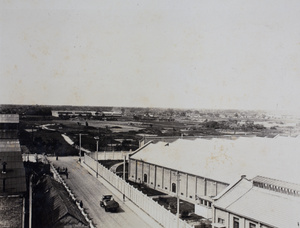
[1,0,300,112]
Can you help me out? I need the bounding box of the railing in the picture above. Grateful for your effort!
[84,154,194,228]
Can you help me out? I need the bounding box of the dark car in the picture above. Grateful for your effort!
[100,195,119,212]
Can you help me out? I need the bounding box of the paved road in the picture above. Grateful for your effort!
[48,156,153,228]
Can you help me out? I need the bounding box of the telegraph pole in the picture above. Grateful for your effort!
[176,171,180,228]
[29,175,32,228]
[79,133,81,161]
[123,155,126,202]
[94,136,99,178]
[123,155,126,180]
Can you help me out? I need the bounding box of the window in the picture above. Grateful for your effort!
[249,223,256,228]
[208,202,212,207]
[172,183,176,193]
[218,218,225,224]
[233,217,239,228]
[143,174,147,183]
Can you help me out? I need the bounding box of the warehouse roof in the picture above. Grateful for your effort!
[0,114,19,123]
[130,136,300,185]
[35,176,89,227]
[214,178,300,228]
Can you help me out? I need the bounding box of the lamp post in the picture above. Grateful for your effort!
[94,136,99,178]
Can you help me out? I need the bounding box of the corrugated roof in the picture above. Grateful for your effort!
[0,139,21,152]
[253,175,300,192]
[36,176,89,227]
[0,114,19,123]
[214,179,300,228]
[131,136,300,185]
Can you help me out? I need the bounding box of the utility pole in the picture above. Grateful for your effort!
[176,171,181,228]
[79,133,81,161]
[123,155,126,180]
[123,154,126,202]
[29,175,32,228]
[94,136,99,178]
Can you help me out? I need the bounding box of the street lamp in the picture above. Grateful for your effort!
[94,136,99,178]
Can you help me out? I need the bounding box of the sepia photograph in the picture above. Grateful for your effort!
[1,1,300,228]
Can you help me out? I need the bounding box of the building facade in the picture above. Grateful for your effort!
[129,136,300,219]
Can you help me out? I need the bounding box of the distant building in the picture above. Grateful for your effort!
[52,110,123,119]
[212,176,300,228]
[0,114,19,139]
[129,136,300,218]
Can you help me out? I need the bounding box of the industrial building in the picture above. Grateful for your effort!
[129,136,300,219]
[212,175,300,228]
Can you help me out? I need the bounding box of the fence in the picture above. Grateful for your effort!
[90,151,132,160]
[84,154,194,228]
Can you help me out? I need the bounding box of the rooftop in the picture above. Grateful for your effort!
[253,175,300,192]
[131,136,300,185]
[0,196,24,228]
[35,175,89,227]
[0,114,19,123]
[0,139,21,152]
[214,178,300,228]
[0,139,26,194]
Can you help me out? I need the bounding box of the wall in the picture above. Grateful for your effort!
[129,158,229,216]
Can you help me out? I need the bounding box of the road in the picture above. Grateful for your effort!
[48,156,154,228]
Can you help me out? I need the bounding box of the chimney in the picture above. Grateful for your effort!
[241,175,246,179]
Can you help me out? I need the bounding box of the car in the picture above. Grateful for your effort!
[100,195,119,212]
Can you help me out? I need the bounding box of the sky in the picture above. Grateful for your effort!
[1,0,300,113]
